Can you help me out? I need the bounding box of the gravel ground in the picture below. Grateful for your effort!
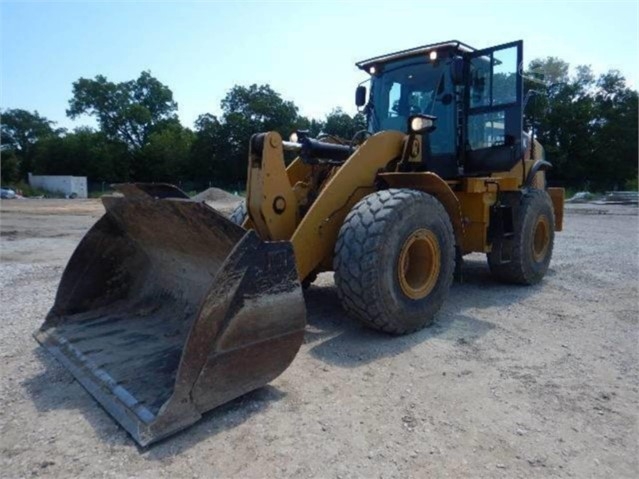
[0,198,637,478]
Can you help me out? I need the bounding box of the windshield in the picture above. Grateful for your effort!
[369,57,456,155]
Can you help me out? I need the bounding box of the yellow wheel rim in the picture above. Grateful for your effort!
[397,228,441,300]
[532,215,551,262]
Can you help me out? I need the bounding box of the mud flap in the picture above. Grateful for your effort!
[34,185,306,446]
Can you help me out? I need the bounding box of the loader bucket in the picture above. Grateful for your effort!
[34,185,306,446]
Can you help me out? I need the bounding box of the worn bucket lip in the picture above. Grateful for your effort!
[34,327,168,446]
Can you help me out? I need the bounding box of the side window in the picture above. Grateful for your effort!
[410,91,429,114]
[493,47,517,105]
[468,111,506,149]
[470,45,518,107]
[465,41,523,171]
[388,82,401,117]
[470,59,491,108]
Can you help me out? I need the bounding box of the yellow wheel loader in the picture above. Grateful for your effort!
[35,40,564,446]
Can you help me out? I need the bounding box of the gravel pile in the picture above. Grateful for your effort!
[192,187,241,204]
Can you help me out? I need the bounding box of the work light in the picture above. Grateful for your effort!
[408,115,437,134]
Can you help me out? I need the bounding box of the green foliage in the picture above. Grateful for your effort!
[33,128,130,182]
[1,108,62,178]
[525,58,638,190]
[527,57,570,85]
[222,84,302,181]
[139,121,194,182]
[1,149,21,183]
[189,84,318,184]
[190,113,229,181]
[322,108,367,140]
[295,117,324,138]
[67,71,177,151]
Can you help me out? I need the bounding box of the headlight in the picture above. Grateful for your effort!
[409,115,436,134]
[289,132,299,143]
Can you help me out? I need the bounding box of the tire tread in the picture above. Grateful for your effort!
[334,189,454,334]
[488,189,555,285]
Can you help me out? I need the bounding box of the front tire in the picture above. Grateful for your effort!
[487,189,555,284]
[333,189,455,334]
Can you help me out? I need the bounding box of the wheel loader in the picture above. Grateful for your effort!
[35,39,564,446]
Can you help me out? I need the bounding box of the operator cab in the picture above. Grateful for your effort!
[356,40,524,179]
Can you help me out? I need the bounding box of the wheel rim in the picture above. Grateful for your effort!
[397,228,441,300]
[532,215,551,262]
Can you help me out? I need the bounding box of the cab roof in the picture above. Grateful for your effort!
[356,40,476,70]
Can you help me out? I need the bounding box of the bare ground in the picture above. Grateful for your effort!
[0,198,637,478]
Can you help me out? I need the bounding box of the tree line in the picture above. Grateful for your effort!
[1,57,636,192]
[0,75,364,190]
[524,58,637,190]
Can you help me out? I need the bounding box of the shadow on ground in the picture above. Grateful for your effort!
[304,255,544,367]
[24,347,286,454]
[142,386,285,459]
[24,347,132,447]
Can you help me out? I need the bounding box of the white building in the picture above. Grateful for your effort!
[28,173,88,199]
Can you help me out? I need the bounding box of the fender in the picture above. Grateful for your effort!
[290,131,406,280]
[524,159,552,188]
[377,171,465,246]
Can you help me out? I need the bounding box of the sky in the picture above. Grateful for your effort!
[2,0,638,131]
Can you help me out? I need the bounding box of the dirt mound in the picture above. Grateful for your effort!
[192,187,241,204]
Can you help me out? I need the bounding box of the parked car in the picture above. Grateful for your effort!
[1,187,17,199]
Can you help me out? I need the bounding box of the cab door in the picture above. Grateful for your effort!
[464,40,523,174]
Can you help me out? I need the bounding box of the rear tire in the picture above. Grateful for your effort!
[334,189,455,334]
[487,189,555,285]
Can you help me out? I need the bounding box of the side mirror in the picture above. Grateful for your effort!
[355,86,367,107]
[451,56,465,85]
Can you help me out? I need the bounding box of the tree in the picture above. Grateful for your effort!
[296,116,324,138]
[32,128,130,181]
[1,109,61,178]
[527,59,597,187]
[208,84,305,183]
[220,84,300,151]
[322,108,367,140]
[525,58,637,190]
[189,113,230,182]
[591,71,638,189]
[67,71,177,151]
[527,57,570,85]
[139,120,194,182]
[0,150,20,183]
